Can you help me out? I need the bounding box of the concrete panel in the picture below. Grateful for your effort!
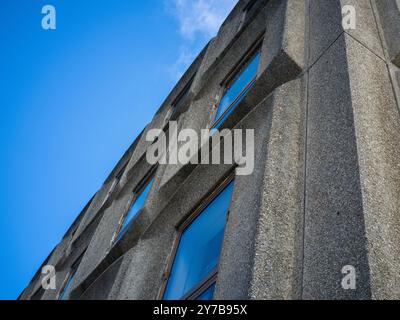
[345,33,400,299]
[309,0,383,66]
[79,257,124,300]
[304,34,371,300]
[375,0,400,66]
[343,0,384,59]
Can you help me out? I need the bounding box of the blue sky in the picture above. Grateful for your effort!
[0,0,237,300]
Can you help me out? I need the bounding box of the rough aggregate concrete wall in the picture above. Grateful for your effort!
[21,0,400,300]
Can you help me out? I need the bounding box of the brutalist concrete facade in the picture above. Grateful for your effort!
[20,0,400,300]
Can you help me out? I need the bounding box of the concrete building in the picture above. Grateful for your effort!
[20,0,400,300]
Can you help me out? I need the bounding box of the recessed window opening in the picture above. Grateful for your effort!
[113,169,156,243]
[172,75,195,110]
[213,43,262,128]
[161,176,235,300]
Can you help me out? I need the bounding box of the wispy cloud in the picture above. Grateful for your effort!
[165,0,238,81]
[167,0,239,39]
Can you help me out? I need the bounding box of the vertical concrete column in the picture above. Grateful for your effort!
[248,77,306,300]
[374,0,400,67]
[345,34,400,300]
[305,34,372,300]
[304,0,400,298]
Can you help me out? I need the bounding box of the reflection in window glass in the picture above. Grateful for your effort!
[117,177,154,241]
[214,52,260,128]
[163,180,235,300]
[196,283,216,300]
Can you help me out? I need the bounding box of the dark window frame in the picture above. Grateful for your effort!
[158,171,235,300]
[57,251,86,300]
[212,36,264,128]
[182,269,218,300]
[115,163,128,180]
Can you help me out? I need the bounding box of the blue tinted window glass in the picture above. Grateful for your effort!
[119,177,154,233]
[214,52,260,123]
[214,81,256,129]
[196,283,216,300]
[59,271,77,300]
[163,180,235,300]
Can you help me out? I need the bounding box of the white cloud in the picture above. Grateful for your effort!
[165,0,238,81]
[167,0,239,39]
[167,46,199,80]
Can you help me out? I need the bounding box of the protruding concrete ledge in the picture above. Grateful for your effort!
[375,0,400,67]
[78,78,299,300]
[157,0,306,202]
[244,76,306,300]
[68,153,158,295]
[113,89,273,300]
[256,0,305,99]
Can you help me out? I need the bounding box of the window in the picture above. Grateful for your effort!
[58,271,77,300]
[172,75,194,110]
[101,164,127,208]
[213,49,261,128]
[58,253,85,300]
[114,174,155,243]
[162,177,235,300]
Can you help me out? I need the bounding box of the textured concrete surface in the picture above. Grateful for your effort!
[396,69,400,106]
[158,0,272,195]
[375,0,400,67]
[214,94,275,300]
[21,0,400,300]
[247,77,306,300]
[256,0,305,99]
[159,0,305,196]
[309,0,383,66]
[304,34,371,300]
[345,33,400,299]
